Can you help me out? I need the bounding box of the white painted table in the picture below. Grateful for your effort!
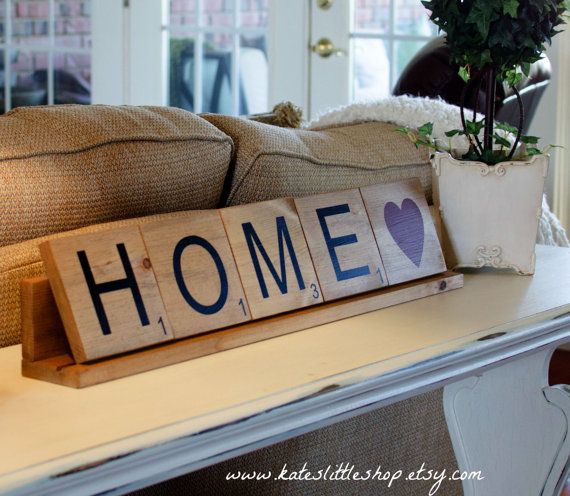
[1,245,569,496]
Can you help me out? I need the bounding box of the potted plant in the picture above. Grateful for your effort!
[402,0,568,274]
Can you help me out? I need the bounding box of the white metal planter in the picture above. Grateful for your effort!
[431,152,548,275]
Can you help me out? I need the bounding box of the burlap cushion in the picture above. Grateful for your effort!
[202,115,431,206]
[0,210,201,348]
[0,105,233,247]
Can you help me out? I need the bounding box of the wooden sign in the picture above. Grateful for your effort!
[360,179,447,285]
[220,198,323,319]
[40,226,173,363]
[22,271,463,388]
[295,189,387,301]
[140,211,250,339]
[38,179,450,366]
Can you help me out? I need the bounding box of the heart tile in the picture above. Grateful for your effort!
[384,198,424,267]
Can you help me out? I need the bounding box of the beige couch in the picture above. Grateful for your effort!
[0,104,462,495]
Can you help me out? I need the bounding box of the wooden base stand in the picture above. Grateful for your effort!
[21,272,463,388]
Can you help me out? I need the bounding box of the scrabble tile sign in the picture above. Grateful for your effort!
[23,179,462,387]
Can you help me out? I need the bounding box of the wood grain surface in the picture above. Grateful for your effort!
[141,211,250,339]
[40,226,173,362]
[21,272,463,387]
[21,277,69,361]
[220,198,323,319]
[295,189,387,301]
[361,179,447,285]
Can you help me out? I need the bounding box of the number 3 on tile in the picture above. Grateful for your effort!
[311,283,320,299]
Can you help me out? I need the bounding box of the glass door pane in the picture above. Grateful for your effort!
[167,0,268,115]
[351,0,435,102]
[394,0,435,36]
[0,0,91,112]
[11,50,47,107]
[352,37,389,102]
[54,0,91,104]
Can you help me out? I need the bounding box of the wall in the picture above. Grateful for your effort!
[527,39,559,203]
[528,32,570,230]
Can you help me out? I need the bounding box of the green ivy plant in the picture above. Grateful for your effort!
[419,0,568,164]
[396,121,559,165]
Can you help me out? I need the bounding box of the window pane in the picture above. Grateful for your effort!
[170,0,196,27]
[202,0,233,28]
[352,1,437,104]
[168,0,268,115]
[0,0,6,110]
[0,1,7,45]
[394,39,429,84]
[0,49,5,113]
[240,33,267,114]
[12,0,49,46]
[55,0,91,49]
[240,0,268,28]
[394,0,436,36]
[11,51,47,108]
[54,52,90,104]
[168,32,234,114]
[202,32,233,114]
[354,0,389,34]
[169,34,196,110]
[352,38,390,102]
[0,0,91,112]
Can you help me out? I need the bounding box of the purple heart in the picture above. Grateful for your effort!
[384,198,425,267]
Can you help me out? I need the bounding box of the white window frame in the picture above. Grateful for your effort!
[267,0,309,112]
[92,0,164,107]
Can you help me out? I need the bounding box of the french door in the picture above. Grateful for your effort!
[265,0,437,119]
[90,0,436,119]
[0,0,435,119]
[305,0,436,118]
[93,0,271,114]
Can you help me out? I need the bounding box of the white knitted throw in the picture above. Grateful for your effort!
[307,96,569,248]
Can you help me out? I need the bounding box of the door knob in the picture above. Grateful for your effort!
[317,0,333,10]
[311,37,346,58]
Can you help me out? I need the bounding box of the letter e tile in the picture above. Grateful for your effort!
[295,189,388,300]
